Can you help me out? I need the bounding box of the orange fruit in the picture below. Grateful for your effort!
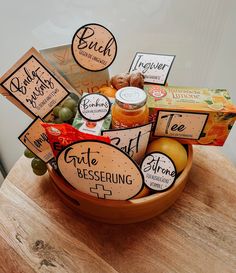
[99,86,117,98]
[197,135,216,144]
[132,186,151,199]
[146,137,188,173]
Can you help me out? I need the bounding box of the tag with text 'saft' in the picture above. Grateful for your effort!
[71,23,117,72]
[18,117,54,163]
[129,53,175,85]
[0,47,70,119]
[102,123,152,164]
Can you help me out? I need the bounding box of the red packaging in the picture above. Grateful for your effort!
[41,123,110,157]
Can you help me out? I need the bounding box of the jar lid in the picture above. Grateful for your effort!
[115,87,147,110]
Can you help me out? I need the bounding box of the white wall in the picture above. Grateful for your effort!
[0,0,236,173]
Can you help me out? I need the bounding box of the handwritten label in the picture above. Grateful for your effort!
[0,49,70,119]
[57,140,144,200]
[154,110,208,139]
[71,23,117,71]
[18,117,54,163]
[78,93,111,121]
[129,53,175,85]
[141,152,177,191]
[102,123,152,164]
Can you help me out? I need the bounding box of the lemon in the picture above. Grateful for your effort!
[146,137,188,173]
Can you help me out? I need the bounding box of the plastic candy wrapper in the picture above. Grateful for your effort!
[41,123,110,157]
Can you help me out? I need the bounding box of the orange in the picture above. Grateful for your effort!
[99,86,117,98]
[132,186,151,199]
[197,135,216,144]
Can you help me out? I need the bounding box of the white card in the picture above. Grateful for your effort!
[102,123,152,164]
[129,53,175,85]
[154,110,209,139]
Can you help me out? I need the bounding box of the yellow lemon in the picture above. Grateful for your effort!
[146,137,188,173]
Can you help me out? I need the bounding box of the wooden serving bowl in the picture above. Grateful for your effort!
[48,145,193,224]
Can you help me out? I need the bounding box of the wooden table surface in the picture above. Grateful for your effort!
[0,146,235,273]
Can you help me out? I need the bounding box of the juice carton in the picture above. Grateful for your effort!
[144,84,236,145]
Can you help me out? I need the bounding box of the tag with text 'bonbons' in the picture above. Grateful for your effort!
[57,140,144,200]
[18,117,54,163]
[0,47,70,119]
[129,53,175,85]
[71,23,117,72]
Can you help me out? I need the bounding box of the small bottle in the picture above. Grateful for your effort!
[112,87,149,129]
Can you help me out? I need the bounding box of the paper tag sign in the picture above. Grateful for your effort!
[0,48,70,119]
[154,110,208,139]
[57,140,144,200]
[129,53,175,85]
[18,117,54,163]
[71,23,117,71]
[102,123,152,164]
[78,93,111,121]
[141,152,177,191]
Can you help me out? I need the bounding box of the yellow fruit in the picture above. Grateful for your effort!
[208,103,224,110]
[132,186,151,199]
[146,137,188,173]
[99,86,117,98]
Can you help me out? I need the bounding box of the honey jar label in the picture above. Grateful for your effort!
[154,110,209,139]
[18,117,54,163]
[71,23,117,72]
[0,47,70,119]
[102,123,152,164]
[57,140,144,200]
[78,93,111,121]
[141,152,177,191]
[129,53,175,85]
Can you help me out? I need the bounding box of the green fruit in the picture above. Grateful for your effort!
[54,117,63,124]
[33,168,47,176]
[24,148,35,158]
[31,158,47,171]
[53,106,61,117]
[69,92,80,102]
[62,99,77,111]
[59,107,73,121]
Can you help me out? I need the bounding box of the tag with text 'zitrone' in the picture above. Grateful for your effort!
[129,53,175,85]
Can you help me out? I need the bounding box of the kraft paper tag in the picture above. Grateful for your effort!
[18,117,54,163]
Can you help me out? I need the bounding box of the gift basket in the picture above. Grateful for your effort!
[1,23,235,224]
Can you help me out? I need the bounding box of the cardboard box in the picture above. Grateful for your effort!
[40,45,110,95]
[145,84,236,145]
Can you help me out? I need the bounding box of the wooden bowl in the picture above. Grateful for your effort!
[48,145,193,224]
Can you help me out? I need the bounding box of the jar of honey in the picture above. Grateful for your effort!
[112,87,149,128]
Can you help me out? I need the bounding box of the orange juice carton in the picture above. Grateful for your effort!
[144,84,236,145]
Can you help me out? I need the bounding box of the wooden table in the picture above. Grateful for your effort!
[0,147,235,273]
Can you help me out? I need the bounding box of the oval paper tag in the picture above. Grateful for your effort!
[78,93,110,121]
[57,140,144,200]
[71,23,117,71]
[141,152,177,192]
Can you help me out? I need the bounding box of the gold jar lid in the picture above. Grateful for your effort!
[115,87,147,110]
